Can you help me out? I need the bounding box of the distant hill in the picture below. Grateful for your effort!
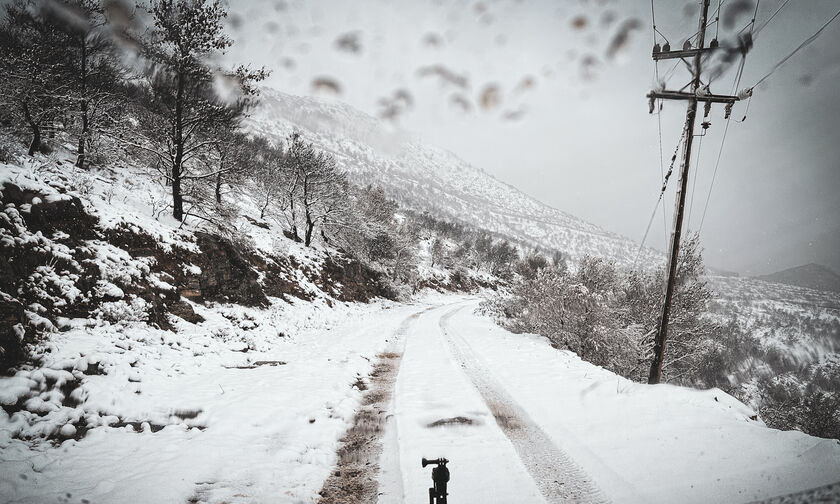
[755,263,840,293]
[247,89,663,267]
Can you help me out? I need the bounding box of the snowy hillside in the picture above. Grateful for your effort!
[755,263,840,293]
[248,89,662,267]
[710,275,840,368]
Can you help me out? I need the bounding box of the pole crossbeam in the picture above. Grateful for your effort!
[648,90,739,105]
[652,47,719,61]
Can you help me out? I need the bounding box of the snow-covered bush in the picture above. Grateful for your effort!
[489,255,644,376]
[96,297,149,324]
[489,235,724,383]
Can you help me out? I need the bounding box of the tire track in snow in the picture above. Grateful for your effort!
[439,306,609,504]
[317,307,431,504]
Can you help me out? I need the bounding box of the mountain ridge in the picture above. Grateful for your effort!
[755,263,840,293]
[248,88,663,267]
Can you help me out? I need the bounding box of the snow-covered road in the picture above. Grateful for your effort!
[379,299,840,504]
[3,296,839,504]
[379,302,606,503]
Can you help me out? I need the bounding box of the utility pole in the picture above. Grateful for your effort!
[645,0,740,384]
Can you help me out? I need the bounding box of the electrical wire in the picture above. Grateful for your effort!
[698,115,731,232]
[754,0,791,37]
[689,0,760,234]
[650,0,669,249]
[752,8,840,89]
[686,133,703,230]
[634,130,687,268]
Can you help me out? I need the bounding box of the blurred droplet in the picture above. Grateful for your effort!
[423,32,444,47]
[280,57,296,70]
[450,94,472,113]
[572,15,588,31]
[605,18,643,60]
[722,0,754,30]
[683,2,698,19]
[502,107,527,121]
[40,0,90,33]
[312,77,342,95]
[601,10,616,27]
[479,84,501,110]
[265,21,279,34]
[377,89,414,122]
[515,76,535,93]
[580,54,600,80]
[213,72,241,104]
[417,65,469,89]
[228,13,243,31]
[335,31,362,54]
[393,89,413,107]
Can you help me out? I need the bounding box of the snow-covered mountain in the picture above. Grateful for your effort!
[755,263,840,293]
[248,89,662,266]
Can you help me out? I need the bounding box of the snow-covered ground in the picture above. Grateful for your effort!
[380,300,840,504]
[2,288,839,504]
[0,294,445,504]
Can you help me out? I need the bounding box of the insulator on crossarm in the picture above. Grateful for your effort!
[724,102,733,119]
[710,38,719,49]
[704,101,711,118]
[663,42,671,52]
[683,40,692,50]
[653,43,661,54]
[649,96,656,114]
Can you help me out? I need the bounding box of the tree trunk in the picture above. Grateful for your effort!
[172,70,185,221]
[303,175,314,246]
[289,199,300,241]
[76,99,88,168]
[304,214,314,246]
[215,171,223,204]
[22,102,40,156]
[75,36,88,169]
[260,192,270,219]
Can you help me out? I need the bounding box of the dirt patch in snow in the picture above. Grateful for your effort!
[225,360,286,369]
[317,311,424,504]
[426,416,477,428]
[317,351,402,504]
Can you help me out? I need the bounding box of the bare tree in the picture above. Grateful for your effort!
[0,1,72,155]
[248,137,288,221]
[283,133,350,246]
[132,0,265,221]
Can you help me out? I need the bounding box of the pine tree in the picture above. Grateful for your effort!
[136,0,265,221]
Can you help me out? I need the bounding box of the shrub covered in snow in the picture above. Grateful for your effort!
[487,235,728,384]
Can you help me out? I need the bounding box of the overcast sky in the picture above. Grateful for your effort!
[224,0,840,276]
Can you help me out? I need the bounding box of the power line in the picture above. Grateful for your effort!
[754,0,791,37]
[698,23,750,234]
[698,115,732,232]
[686,133,704,230]
[658,110,668,249]
[633,129,686,268]
[752,8,840,89]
